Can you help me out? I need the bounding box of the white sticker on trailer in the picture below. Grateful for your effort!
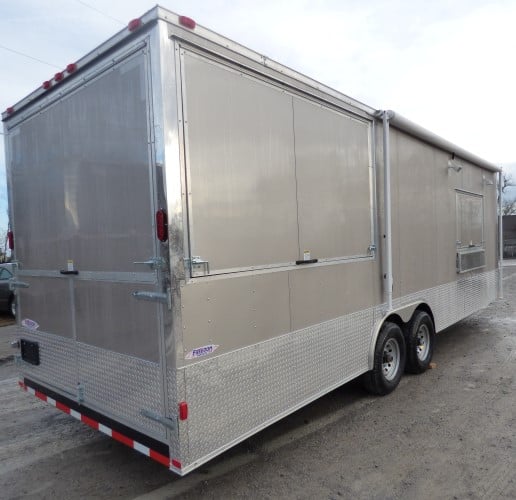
[21,319,39,330]
[185,344,219,360]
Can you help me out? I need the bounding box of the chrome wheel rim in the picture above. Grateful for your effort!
[382,338,400,381]
[416,324,430,361]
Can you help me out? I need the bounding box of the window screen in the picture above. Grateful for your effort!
[456,191,484,248]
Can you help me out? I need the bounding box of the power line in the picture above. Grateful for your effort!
[74,0,125,25]
[0,43,60,69]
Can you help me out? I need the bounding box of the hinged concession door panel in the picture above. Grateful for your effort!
[292,97,373,261]
[180,50,299,276]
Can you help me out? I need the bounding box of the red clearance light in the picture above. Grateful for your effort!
[7,231,14,250]
[66,63,77,73]
[178,15,196,29]
[54,72,64,82]
[6,107,14,115]
[178,402,188,420]
[156,209,168,242]
[42,80,52,90]
[128,18,142,31]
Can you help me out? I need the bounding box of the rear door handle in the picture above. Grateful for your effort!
[60,270,79,275]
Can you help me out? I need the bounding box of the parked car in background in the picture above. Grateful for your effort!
[0,264,15,317]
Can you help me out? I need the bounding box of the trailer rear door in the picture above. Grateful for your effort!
[8,51,167,438]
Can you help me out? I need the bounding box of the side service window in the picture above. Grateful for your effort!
[456,191,484,248]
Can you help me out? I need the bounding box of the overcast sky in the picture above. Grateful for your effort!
[1,0,515,234]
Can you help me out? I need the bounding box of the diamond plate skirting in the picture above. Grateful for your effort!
[16,269,499,471]
[77,343,165,439]
[17,331,166,441]
[388,269,498,332]
[179,307,374,469]
[15,329,77,394]
[168,366,185,461]
[178,269,499,471]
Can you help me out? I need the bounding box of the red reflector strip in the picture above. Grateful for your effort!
[81,415,99,430]
[178,15,196,29]
[152,450,173,467]
[35,390,47,402]
[20,381,176,469]
[56,401,70,413]
[112,430,134,448]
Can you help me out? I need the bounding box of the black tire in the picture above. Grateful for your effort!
[404,311,434,374]
[362,322,406,396]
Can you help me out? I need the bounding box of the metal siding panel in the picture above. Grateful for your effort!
[183,52,299,273]
[388,126,401,300]
[179,272,291,363]
[17,277,73,339]
[435,148,459,284]
[395,133,439,295]
[289,261,376,331]
[74,281,160,362]
[293,98,372,260]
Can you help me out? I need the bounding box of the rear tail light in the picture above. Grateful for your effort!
[156,209,168,242]
[7,231,14,250]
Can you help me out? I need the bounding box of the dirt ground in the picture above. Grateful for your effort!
[0,269,515,500]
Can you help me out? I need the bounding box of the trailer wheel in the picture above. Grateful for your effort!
[363,322,406,396]
[404,311,434,374]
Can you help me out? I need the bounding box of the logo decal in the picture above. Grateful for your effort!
[21,319,39,330]
[185,344,219,360]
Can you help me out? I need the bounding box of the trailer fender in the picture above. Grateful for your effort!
[367,301,427,369]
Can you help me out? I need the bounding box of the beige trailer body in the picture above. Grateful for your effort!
[2,7,500,475]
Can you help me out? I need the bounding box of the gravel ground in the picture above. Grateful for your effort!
[0,269,514,499]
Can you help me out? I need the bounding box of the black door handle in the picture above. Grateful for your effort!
[60,270,79,275]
